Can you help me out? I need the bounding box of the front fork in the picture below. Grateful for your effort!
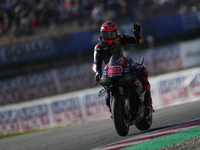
[129,91,141,120]
[108,87,119,112]
[109,87,131,119]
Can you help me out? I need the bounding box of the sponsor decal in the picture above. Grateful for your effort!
[110,49,119,55]
[0,109,20,135]
[0,38,60,64]
[100,77,107,86]
[125,74,132,82]
[154,45,179,59]
[153,44,183,73]
[51,97,82,125]
[190,73,200,97]
[0,78,22,105]
[180,39,200,68]
[181,11,200,30]
[159,77,188,104]
[21,71,55,87]
[19,104,50,131]
[55,63,93,92]
[59,76,91,92]
[0,90,22,105]
[108,67,123,76]
[84,93,110,118]
[55,64,90,79]
[21,71,58,99]
[23,83,57,100]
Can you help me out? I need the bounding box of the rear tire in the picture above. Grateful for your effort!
[135,108,152,131]
[112,97,129,136]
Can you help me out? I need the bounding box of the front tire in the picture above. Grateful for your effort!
[111,97,129,136]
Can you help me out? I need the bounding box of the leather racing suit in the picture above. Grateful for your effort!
[92,34,152,107]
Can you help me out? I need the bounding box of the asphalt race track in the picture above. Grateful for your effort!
[1,100,200,150]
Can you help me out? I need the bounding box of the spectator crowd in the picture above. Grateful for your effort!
[0,0,199,37]
[137,0,200,19]
[0,0,132,37]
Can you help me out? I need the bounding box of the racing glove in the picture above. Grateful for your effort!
[95,71,102,85]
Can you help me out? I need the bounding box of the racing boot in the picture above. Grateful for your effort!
[135,65,154,112]
[144,90,154,113]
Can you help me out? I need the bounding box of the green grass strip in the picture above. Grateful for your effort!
[122,125,200,150]
[0,123,74,139]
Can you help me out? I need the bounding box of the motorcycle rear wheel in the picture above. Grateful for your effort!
[135,107,152,131]
[111,97,129,136]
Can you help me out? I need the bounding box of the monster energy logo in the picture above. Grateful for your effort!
[100,77,106,85]
[111,49,119,55]
[125,74,132,82]
[114,93,120,98]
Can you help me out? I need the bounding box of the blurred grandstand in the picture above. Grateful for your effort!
[0,0,200,105]
[0,0,135,78]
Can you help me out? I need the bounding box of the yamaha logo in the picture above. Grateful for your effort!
[105,24,113,29]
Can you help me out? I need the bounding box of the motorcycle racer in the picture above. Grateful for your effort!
[92,21,152,109]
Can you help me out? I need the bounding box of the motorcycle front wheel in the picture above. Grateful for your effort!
[111,97,129,136]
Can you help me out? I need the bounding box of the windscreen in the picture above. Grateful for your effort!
[108,55,123,77]
[109,54,123,67]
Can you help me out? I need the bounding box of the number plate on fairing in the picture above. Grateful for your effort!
[108,66,123,77]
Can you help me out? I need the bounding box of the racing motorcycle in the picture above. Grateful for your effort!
[98,55,153,136]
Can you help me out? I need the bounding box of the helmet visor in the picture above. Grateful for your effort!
[102,31,117,40]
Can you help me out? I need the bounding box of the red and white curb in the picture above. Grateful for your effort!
[92,118,200,150]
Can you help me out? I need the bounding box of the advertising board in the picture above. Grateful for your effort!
[83,93,110,118]
[0,78,22,105]
[0,108,20,135]
[21,71,58,100]
[19,104,50,131]
[50,97,82,125]
[64,30,92,54]
[129,50,155,75]
[190,72,200,98]
[159,76,189,104]
[0,38,60,65]
[153,44,183,74]
[0,66,200,136]
[180,39,200,68]
[55,63,93,92]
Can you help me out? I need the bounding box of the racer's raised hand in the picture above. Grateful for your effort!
[95,71,102,85]
[133,23,141,39]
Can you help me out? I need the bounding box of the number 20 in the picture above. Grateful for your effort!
[108,68,123,75]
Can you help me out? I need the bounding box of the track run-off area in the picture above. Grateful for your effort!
[0,99,200,150]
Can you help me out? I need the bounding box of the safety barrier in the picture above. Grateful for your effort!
[0,66,200,136]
